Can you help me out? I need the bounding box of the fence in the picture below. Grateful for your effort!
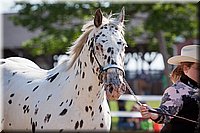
[111,94,162,118]
[110,94,163,132]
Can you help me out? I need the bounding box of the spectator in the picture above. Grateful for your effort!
[117,100,138,130]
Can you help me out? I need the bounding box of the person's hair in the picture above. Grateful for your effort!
[169,62,194,83]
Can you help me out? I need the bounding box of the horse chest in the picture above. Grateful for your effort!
[29,97,110,131]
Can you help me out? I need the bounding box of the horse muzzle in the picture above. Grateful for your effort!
[101,68,126,100]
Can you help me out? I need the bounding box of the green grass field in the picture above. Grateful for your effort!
[109,100,161,131]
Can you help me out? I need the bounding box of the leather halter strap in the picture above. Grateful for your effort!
[90,37,125,76]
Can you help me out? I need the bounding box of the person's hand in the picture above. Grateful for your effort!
[140,104,158,120]
[140,104,152,118]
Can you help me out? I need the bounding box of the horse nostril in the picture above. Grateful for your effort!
[121,82,126,92]
[109,86,114,93]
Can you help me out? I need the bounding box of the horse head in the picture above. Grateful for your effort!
[88,8,127,100]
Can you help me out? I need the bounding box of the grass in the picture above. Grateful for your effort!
[109,100,161,131]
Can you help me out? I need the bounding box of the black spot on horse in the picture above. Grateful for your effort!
[95,34,100,40]
[107,47,111,53]
[69,99,73,106]
[34,108,39,115]
[44,114,51,123]
[79,61,82,70]
[111,50,114,55]
[31,117,33,124]
[100,123,104,128]
[59,108,68,116]
[80,120,83,128]
[66,99,68,103]
[74,121,79,130]
[99,105,102,113]
[23,105,30,114]
[117,41,122,45]
[104,55,107,59]
[75,85,78,90]
[82,72,85,79]
[12,72,17,76]
[66,76,69,80]
[89,106,92,111]
[32,122,35,133]
[88,86,93,92]
[46,94,52,101]
[10,93,14,97]
[59,102,64,107]
[46,73,59,82]
[96,46,99,51]
[27,81,32,83]
[107,56,111,64]
[85,106,89,112]
[102,40,107,43]
[25,96,29,101]
[23,105,27,110]
[84,62,87,67]
[91,111,94,117]
[33,86,39,92]
[8,100,12,104]
[111,60,117,65]
[75,70,79,76]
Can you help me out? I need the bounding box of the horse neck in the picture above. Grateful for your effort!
[67,43,105,103]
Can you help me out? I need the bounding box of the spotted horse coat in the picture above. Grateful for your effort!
[0,8,127,132]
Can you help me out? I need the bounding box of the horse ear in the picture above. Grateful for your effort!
[94,8,103,28]
[118,7,125,24]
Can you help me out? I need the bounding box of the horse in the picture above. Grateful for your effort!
[0,8,127,132]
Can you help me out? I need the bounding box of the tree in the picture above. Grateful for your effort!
[10,2,198,84]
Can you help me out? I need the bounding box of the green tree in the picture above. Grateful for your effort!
[10,2,198,84]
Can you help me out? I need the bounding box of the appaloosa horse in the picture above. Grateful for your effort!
[0,8,127,132]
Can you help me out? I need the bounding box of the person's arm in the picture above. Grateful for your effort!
[140,85,183,124]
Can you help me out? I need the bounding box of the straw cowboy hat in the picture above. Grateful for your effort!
[168,45,200,65]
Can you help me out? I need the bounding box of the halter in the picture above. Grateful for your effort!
[90,37,125,80]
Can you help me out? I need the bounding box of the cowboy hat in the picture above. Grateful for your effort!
[167,45,200,65]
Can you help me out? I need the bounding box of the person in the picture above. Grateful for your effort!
[117,100,137,131]
[139,45,200,133]
[127,102,154,131]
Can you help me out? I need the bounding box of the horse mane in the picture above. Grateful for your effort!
[66,14,125,70]
[66,23,94,70]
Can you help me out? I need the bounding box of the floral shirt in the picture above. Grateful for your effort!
[153,74,199,133]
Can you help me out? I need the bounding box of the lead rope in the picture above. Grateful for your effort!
[123,79,199,124]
